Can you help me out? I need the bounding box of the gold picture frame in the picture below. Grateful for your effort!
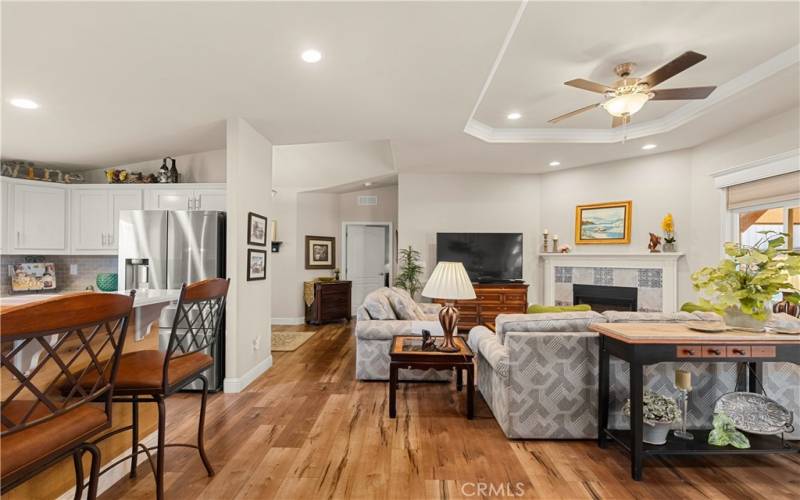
[575,200,632,245]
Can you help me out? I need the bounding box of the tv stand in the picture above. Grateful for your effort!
[433,282,529,332]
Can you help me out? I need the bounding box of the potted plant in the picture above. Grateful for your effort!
[691,231,800,330]
[623,390,681,445]
[662,213,676,252]
[395,245,424,299]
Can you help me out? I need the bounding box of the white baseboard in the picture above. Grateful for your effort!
[57,431,159,500]
[271,316,305,325]
[223,354,273,393]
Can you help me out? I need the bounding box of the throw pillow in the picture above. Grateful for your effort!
[363,291,397,320]
[527,304,591,314]
[386,289,425,320]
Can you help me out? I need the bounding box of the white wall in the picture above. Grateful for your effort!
[83,149,226,183]
[270,189,301,323]
[224,118,272,392]
[398,173,541,302]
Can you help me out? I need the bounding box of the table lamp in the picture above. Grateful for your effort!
[421,261,476,352]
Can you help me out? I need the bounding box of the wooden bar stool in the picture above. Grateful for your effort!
[1,292,134,499]
[86,278,229,500]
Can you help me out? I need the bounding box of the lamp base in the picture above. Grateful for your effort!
[436,303,460,352]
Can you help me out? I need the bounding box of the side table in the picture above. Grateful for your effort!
[388,335,475,419]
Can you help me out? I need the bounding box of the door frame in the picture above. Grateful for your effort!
[341,221,394,288]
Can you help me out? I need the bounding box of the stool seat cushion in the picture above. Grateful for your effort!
[113,350,213,391]
[1,402,108,479]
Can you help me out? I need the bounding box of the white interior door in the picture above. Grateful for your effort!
[346,224,389,314]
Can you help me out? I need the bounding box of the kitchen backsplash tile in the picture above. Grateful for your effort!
[1,255,117,295]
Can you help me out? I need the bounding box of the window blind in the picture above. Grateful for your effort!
[727,171,800,209]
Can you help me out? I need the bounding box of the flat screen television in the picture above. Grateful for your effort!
[436,232,523,283]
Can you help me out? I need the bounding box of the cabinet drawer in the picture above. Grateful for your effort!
[701,346,726,357]
[726,346,751,358]
[676,346,702,358]
[503,294,527,304]
[455,303,478,313]
[480,304,516,314]
[751,346,776,358]
[458,314,478,324]
[476,293,502,303]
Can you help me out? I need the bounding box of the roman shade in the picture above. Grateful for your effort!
[727,171,800,209]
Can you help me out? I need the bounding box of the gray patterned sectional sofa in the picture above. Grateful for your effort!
[469,310,800,440]
[355,287,450,381]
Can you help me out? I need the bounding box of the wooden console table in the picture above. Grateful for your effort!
[590,322,800,481]
[434,282,528,331]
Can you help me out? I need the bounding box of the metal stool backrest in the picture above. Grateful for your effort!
[1,291,134,437]
[774,300,800,318]
[162,278,230,392]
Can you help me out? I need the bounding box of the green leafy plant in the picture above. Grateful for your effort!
[395,245,423,299]
[708,413,750,449]
[623,390,680,426]
[691,231,800,320]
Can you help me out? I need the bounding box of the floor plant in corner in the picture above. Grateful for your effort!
[395,245,424,299]
[691,231,800,330]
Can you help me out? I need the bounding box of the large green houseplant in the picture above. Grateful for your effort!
[395,245,424,299]
[691,231,800,328]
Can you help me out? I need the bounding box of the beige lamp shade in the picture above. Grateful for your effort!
[421,262,476,301]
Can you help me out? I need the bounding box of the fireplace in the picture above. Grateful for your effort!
[573,284,637,312]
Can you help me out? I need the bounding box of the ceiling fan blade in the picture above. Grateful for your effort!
[611,114,630,128]
[642,51,707,88]
[564,79,614,94]
[548,103,601,124]
[650,86,716,100]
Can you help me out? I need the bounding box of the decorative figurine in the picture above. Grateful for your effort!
[64,172,84,184]
[421,330,436,351]
[559,244,571,254]
[648,232,662,253]
[144,173,158,183]
[542,229,550,253]
[157,158,171,183]
[552,235,559,253]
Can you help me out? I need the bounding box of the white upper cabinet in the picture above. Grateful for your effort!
[12,183,68,252]
[70,188,143,253]
[1,181,9,253]
[144,187,225,211]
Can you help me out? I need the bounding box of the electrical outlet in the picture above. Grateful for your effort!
[253,337,261,350]
[7,265,13,277]
[69,264,78,276]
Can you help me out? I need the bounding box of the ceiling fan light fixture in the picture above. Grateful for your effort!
[602,92,651,117]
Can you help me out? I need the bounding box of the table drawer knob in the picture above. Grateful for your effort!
[726,346,751,357]
[677,346,700,357]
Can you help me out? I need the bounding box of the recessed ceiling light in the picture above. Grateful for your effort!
[549,161,561,167]
[9,98,39,109]
[507,112,522,120]
[363,182,373,187]
[641,144,657,150]
[301,49,322,63]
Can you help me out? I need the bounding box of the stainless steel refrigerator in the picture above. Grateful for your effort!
[118,210,226,391]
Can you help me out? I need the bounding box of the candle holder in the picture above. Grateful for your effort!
[552,237,559,253]
[542,234,549,253]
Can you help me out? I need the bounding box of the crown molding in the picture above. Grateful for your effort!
[464,44,800,144]
[711,148,800,188]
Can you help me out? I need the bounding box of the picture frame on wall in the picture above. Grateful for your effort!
[247,249,267,281]
[575,200,632,245]
[248,212,268,246]
[305,235,335,269]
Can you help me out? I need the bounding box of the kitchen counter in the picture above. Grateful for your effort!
[1,289,181,340]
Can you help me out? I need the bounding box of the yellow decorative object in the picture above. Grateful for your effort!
[661,213,674,234]
[303,281,315,307]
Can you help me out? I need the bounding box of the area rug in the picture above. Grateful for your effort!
[271,331,316,352]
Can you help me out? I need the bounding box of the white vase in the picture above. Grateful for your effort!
[723,307,767,331]
[643,422,672,445]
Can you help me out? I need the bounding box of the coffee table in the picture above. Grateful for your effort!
[388,335,475,419]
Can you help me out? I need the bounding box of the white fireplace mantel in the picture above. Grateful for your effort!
[538,252,685,313]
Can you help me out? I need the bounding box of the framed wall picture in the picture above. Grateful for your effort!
[305,235,335,269]
[248,212,268,246]
[247,249,267,280]
[575,200,632,245]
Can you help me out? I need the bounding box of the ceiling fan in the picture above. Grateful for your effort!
[548,51,716,128]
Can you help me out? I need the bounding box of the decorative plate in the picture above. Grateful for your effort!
[686,321,727,333]
[714,392,794,435]
[771,327,800,335]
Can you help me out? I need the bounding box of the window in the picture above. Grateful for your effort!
[737,205,798,250]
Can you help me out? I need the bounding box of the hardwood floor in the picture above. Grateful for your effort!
[101,322,800,499]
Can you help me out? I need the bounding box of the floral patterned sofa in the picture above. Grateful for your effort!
[354,287,450,381]
[469,310,800,440]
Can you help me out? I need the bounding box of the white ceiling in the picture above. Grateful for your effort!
[2,1,798,175]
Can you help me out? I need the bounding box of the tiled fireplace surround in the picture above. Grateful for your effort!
[540,253,683,313]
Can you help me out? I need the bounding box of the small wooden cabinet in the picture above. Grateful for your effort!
[434,283,529,331]
[305,281,352,325]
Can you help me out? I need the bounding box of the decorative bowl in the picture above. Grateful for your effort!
[96,273,118,292]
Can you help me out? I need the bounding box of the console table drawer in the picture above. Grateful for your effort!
[676,346,702,358]
[727,346,751,357]
[702,346,726,357]
[751,346,776,357]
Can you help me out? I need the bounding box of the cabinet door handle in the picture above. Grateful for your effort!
[108,233,113,246]
[101,233,105,246]
[195,197,200,210]
[16,231,20,246]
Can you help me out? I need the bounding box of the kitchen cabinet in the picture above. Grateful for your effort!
[1,181,9,253]
[12,183,69,253]
[71,188,142,253]
[144,187,225,211]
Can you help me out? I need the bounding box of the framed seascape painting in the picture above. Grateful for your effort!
[305,235,335,269]
[575,200,632,244]
[247,249,267,281]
